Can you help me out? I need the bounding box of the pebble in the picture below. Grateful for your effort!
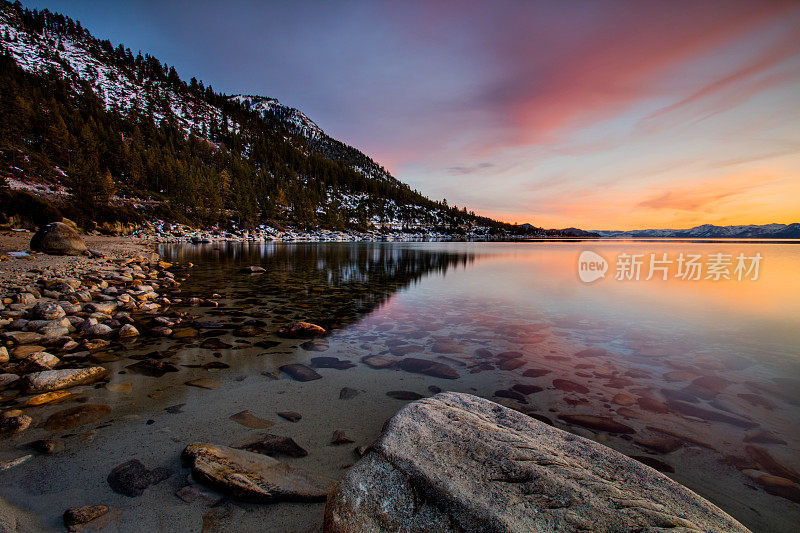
[42,404,112,431]
[63,505,109,530]
[107,459,171,497]
[277,411,302,422]
[232,433,308,457]
[386,390,424,400]
[185,378,221,390]
[229,410,275,429]
[279,364,322,382]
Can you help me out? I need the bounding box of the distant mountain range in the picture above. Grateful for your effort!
[596,223,800,239]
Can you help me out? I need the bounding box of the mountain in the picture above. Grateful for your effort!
[0,1,514,234]
[596,223,800,239]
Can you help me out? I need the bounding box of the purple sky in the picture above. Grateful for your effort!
[26,0,800,228]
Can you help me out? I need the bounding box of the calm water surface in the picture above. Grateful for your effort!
[1,241,798,532]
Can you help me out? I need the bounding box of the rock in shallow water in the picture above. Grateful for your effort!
[324,392,748,532]
[279,363,322,382]
[277,322,326,338]
[182,443,334,502]
[42,404,111,431]
[397,357,458,379]
[107,459,171,497]
[63,505,108,529]
[21,367,109,393]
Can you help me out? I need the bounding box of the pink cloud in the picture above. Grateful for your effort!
[480,1,800,146]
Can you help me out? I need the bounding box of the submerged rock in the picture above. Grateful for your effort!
[339,387,360,400]
[182,443,334,502]
[360,355,398,369]
[397,357,458,379]
[324,392,749,532]
[552,378,589,394]
[229,410,274,429]
[42,404,112,431]
[279,364,322,382]
[63,505,109,530]
[107,459,171,497]
[127,360,178,377]
[21,367,109,393]
[277,322,326,338]
[233,433,308,458]
[310,356,355,370]
[240,266,266,274]
[558,414,635,434]
[0,410,32,436]
[386,390,424,401]
[277,411,302,423]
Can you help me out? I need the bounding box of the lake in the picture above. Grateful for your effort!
[1,241,798,531]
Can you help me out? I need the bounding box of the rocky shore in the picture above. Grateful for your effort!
[0,225,191,447]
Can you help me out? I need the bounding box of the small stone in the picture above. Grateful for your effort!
[106,382,133,394]
[118,324,139,338]
[310,356,355,370]
[182,443,333,502]
[634,434,682,453]
[185,378,221,390]
[229,410,274,429]
[279,364,322,382]
[361,355,398,369]
[21,390,71,407]
[512,384,543,395]
[172,327,199,339]
[21,367,109,393]
[0,454,32,472]
[199,338,233,350]
[277,411,302,422]
[240,266,266,273]
[42,404,112,431]
[107,459,171,497]
[397,358,458,379]
[575,347,608,358]
[63,505,109,529]
[558,414,635,434]
[330,430,355,445]
[612,393,636,406]
[29,438,64,454]
[277,322,326,338]
[552,379,589,394]
[0,411,32,435]
[31,301,66,321]
[386,391,424,401]
[232,433,308,457]
[496,387,531,402]
[339,387,360,400]
[127,360,178,377]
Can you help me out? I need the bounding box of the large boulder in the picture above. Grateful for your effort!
[324,392,749,533]
[30,222,87,256]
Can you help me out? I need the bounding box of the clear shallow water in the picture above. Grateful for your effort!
[1,241,798,532]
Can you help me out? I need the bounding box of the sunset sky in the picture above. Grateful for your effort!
[29,0,800,229]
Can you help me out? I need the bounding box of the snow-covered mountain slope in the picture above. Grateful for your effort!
[595,223,800,238]
[0,4,398,186]
[229,94,323,140]
[0,8,222,134]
